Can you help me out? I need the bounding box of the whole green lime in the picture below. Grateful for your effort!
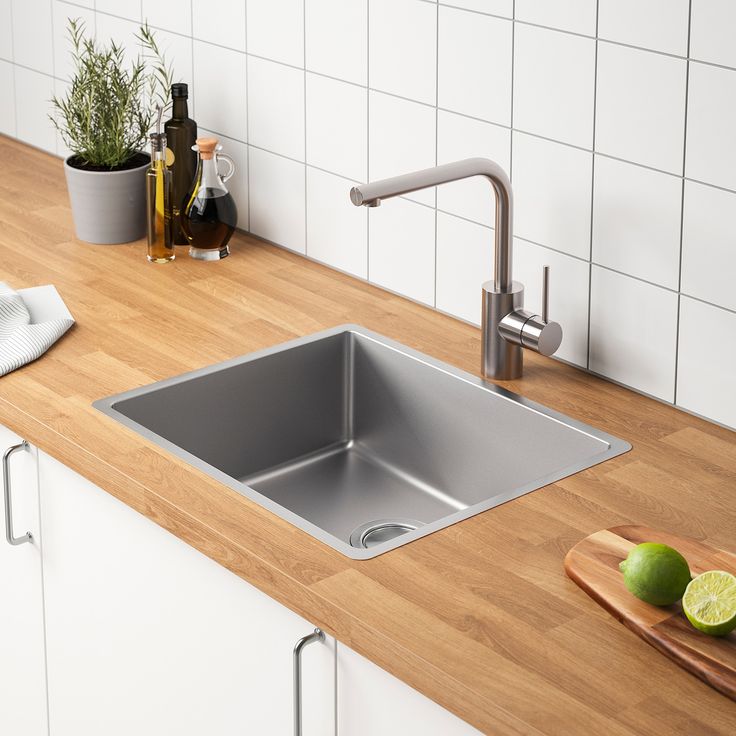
[618,542,691,606]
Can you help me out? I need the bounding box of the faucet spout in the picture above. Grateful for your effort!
[350,158,513,292]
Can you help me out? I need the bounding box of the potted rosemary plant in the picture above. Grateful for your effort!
[51,20,173,244]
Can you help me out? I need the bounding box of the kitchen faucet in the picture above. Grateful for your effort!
[350,158,562,380]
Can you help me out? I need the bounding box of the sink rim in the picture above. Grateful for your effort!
[93,324,631,560]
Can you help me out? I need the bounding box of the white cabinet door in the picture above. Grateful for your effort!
[0,425,48,736]
[39,450,334,736]
[337,643,481,735]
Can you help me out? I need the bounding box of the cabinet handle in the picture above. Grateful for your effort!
[3,441,32,546]
[293,628,324,736]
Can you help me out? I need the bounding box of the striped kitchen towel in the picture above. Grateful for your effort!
[0,282,75,376]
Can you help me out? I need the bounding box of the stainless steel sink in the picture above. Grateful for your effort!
[94,325,630,559]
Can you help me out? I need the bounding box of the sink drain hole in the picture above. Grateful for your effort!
[349,519,423,549]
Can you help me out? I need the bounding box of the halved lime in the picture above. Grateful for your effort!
[682,570,736,637]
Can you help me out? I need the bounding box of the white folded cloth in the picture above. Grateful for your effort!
[0,282,75,377]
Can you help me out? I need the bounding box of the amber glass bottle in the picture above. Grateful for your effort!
[164,83,197,245]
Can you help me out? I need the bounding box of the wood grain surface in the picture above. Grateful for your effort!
[1,137,735,735]
[565,525,735,700]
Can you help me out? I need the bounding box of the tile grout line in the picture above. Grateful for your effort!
[673,0,694,407]
[586,0,600,371]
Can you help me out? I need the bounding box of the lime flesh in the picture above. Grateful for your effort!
[618,542,691,606]
[682,570,736,637]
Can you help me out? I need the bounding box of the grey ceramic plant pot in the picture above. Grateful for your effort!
[64,155,149,244]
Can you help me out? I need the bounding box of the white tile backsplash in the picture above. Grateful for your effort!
[247,56,304,160]
[369,0,436,106]
[369,91,436,207]
[513,133,593,259]
[686,62,736,191]
[513,24,596,148]
[0,61,15,136]
[247,0,304,68]
[596,43,687,175]
[438,7,512,126]
[436,110,510,227]
[681,180,736,313]
[515,0,597,36]
[440,0,512,18]
[3,0,735,429]
[193,41,247,143]
[142,0,192,37]
[677,297,736,428]
[12,0,53,75]
[193,0,245,52]
[369,197,436,306]
[306,167,368,278]
[249,147,306,253]
[592,156,682,289]
[598,0,690,57]
[690,0,736,69]
[590,266,678,401]
[305,0,367,86]
[14,66,56,153]
[0,0,12,61]
[306,73,367,182]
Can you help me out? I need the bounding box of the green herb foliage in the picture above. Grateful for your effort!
[50,19,174,169]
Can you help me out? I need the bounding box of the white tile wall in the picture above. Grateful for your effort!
[598,0,690,57]
[12,0,54,75]
[513,133,592,259]
[690,0,736,68]
[369,91,436,207]
[306,167,367,278]
[685,62,736,191]
[369,197,435,306]
[515,0,597,36]
[247,56,303,161]
[592,156,682,289]
[306,74,366,181]
[590,267,678,402]
[4,1,736,429]
[513,24,595,147]
[0,61,15,136]
[305,0,367,85]
[677,297,736,429]
[681,180,736,313]
[438,7,512,126]
[596,42,687,174]
[369,0,436,106]
[247,0,303,68]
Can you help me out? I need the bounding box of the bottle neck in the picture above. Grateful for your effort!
[198,156,225,193]
[172,97,189,119]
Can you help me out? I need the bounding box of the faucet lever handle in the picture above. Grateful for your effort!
[541,265,550,323]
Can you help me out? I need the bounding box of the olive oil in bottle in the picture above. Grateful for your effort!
[145,131,174,263]
[164,83,197,245]
[182,137,238,261]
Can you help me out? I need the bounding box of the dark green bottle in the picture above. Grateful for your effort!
[164,83,197,245]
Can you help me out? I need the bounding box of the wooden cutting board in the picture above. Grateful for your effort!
[564,525,736,701]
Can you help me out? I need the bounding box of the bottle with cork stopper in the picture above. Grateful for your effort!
[181,137,238,261]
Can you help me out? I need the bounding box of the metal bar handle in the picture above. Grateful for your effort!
[3,441,33,546]
[293,628,324,736]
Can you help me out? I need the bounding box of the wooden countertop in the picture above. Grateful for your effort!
[1,137,734,735]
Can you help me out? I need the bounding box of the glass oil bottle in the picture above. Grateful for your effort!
[182,137,238,261]
[146,113,174,263]
[164,83,197,245]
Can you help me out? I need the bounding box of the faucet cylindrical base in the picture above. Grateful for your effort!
[481,281,524,380]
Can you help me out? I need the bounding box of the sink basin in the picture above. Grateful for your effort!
[94,325,630,559]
